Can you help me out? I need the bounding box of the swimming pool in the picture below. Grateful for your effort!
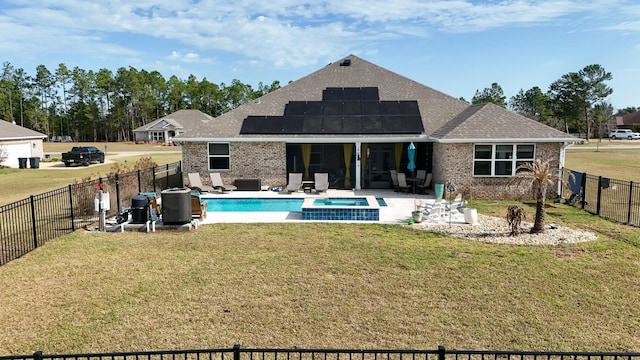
[313,198,369,206]
[206,198,304,212]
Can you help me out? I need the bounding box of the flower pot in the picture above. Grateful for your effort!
[434,183,444,200]
[411,211,423,223]
[464,208,479,225]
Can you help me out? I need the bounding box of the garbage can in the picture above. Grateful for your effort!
[18,157,28,169]
[29,157,40,169]
[130,194,149,224]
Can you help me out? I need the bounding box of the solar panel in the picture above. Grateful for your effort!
[380,101,400,115]
[343,88,361,101]
[399,101,420,115]
[285,101,307,116]
[343,101,361,115]
[263,116,285,133]
[362,116,383,132]
[402,115,425,132]
[303,116,323,133]
[323,88,343,101]
[361,101,380,115]
[282,116,304,133]
[323,116,343,133]
[323,101,342,115]
[361,87,379,101]
[240,116,265,134]
[382,115,404,132]
[342,116,362,133]
[305,102,323,115]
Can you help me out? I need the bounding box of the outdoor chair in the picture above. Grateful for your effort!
[422,199,444,219]
[314,173,329,193]
[416,170,426,181]
[210,172,237,192]
[445,194,464,212]
[389,170,399,190]
[187,173,214,193]
[286,173,303,193]
[416,173,432,194]
[191,194,207,220]
[396,173,410,192]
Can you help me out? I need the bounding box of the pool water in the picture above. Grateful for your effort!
[206,198,304,212]
[204,197,387,212]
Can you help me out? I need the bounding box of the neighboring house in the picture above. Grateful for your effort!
[610,110,640,131]
[0,120,47,168]
[175,55,579,199]
[133,109,214,145]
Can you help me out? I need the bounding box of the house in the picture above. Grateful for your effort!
[175,55,579,199]
[0,120,47,168]
[610,110,640,131]
[133,109,214,145]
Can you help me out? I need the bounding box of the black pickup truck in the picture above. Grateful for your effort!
[61,146,105,167]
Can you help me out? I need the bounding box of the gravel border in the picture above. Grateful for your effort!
[415,214,597,245]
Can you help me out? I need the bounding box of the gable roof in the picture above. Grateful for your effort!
[177,55,578,143]
[133,109,213,132]
[0,120,47,141]
[433,103,578,142]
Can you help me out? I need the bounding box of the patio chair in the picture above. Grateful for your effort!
[210,172,237,192]
[416,170,426,181]
[187,173,214,193]
[416,173,433,194]
[191,194,207,220]
[286,173,303,193]
[422,199,444,219]
[396,173,410,192]
[314,172,329,193]
[389,170,399,190]
[445,194,464,212]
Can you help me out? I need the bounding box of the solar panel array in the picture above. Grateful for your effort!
[240,87,424,134]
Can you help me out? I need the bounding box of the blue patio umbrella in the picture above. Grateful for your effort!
[407,142,416,172]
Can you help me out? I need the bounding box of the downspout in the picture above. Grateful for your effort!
[558,141,570,197]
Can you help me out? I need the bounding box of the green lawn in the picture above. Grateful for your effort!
[1,203,639,354]
[564,148,640,181]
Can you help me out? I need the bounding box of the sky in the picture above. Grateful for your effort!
[1,0,639,110]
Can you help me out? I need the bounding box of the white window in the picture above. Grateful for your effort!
[208,143,230,170]
[150,131,164,142]
[473,144,535,176]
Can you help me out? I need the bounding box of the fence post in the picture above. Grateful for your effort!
[30,195,38,249]
[580,172,587,210]
[152,165,157,193]
[166,163,170,189]
[596,176,603,215]
[68,185,75,232]
[116,173,121,213]
[437,345,445,360]
[628,181,634,225]
[233,344,241,360]
[179,161,183,187]
[137,169,142,193]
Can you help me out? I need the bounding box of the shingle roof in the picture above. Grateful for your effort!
[133,109,213,132]
[0,120,47,140]
[177,54,578,143]
[433,103,578,142]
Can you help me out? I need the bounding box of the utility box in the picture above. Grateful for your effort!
[161,188,191,224]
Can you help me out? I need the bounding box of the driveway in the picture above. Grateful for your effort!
[39,151,180,169]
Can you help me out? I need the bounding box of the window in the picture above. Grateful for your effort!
[208,143,230,170]
[473,144,534,176]
[150,131,164,142]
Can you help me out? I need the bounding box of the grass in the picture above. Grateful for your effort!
[1,203,640,354]
[564,148,640,181]
[43,142,181,153]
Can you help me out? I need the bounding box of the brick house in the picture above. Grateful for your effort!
[175,55,579,199]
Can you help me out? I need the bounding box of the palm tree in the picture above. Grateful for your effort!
[511,159,571,234]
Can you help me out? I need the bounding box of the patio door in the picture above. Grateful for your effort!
[366,144,393,189]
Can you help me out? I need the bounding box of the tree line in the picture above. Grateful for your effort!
[0,62,281,142]
[0,61,635,142]
[470,64,638,140]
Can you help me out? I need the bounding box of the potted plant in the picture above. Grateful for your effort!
[412,199,423,223]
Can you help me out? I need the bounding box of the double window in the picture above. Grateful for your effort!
[150,131,164,142]
[473,144,535,176]
[208,143,230,170]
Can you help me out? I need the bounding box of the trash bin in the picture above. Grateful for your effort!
[130,194,149,224]
[18,157,28,169]
[29,157,40,169]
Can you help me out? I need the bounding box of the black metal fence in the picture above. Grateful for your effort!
[2,345,640,360]
[0,161,183,266]
[562,168,640,227]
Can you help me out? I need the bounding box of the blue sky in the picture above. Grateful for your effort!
[1,0,639,110]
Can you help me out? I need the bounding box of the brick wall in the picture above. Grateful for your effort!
[433,142,563,200]
[182,141,287,188]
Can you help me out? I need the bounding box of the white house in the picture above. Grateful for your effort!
[0,120,47,168]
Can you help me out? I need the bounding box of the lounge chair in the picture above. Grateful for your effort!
[191,194,207,220]
[314,173,329,193]
[286,173,303,193]
[396,173,410,193]
[187,173,214,193]
[210,172,237,192]
[416,173,433,194]
[389,170,399,190]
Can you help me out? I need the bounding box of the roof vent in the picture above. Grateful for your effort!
[340,59,352,66]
